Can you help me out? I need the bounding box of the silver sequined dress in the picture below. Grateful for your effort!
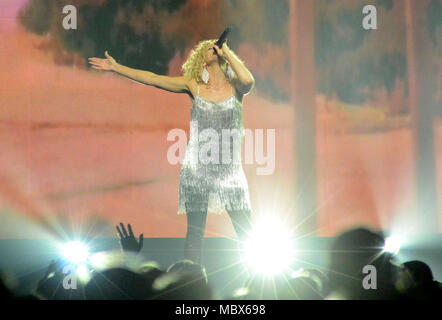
[178,84,252,214]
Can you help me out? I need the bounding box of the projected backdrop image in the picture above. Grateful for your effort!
[0,0,441,241]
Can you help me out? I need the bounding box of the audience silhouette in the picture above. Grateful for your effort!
[0,225,440,300]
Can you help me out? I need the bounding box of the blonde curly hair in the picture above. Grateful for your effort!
[181,39,240,83]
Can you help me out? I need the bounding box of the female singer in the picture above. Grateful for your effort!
[88,39,254,264]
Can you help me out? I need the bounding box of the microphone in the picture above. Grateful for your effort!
[215,27,231,49]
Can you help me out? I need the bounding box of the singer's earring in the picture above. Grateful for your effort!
[202,67,209,84]
[226,65,235,81]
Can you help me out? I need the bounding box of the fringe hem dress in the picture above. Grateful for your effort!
[177,84,252,215]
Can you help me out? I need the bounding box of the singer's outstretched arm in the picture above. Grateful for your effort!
[214,42,255,95]
[88,51,191,94]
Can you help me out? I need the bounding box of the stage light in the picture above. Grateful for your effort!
[243,218,293,276]
[76,263,91,283]
[290,268,306,279]
[233,287,249,298]
[61,241,89,264]
[383,236,402,255]
[89,251,109,270]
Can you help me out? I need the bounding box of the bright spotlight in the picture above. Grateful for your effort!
[61,241,89,264]
[243,218,293,276]
[89,252,109,270]
[76,263,91,283]
[233,287,249,298]
[383,236,402,255]
[290,268,306,279]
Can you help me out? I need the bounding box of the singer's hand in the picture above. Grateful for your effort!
[213,41,229,59]
[88,51,118,71]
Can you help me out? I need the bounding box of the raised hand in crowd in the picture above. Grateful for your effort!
[116,223,144,253]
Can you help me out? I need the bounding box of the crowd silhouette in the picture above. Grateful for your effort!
[0,224,440,300]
